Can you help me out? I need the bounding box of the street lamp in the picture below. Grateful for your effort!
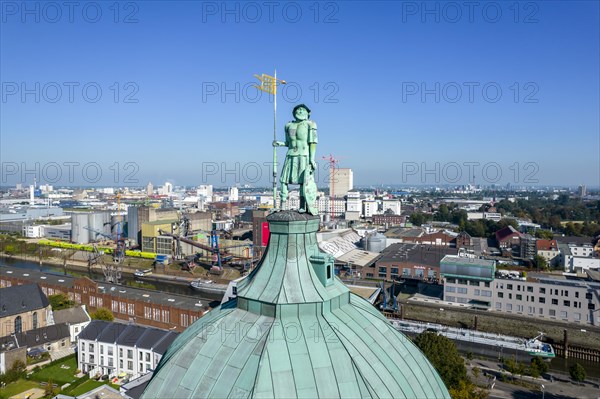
[541,384,545,399]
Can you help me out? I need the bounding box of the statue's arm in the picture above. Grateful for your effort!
[273,123,292,147]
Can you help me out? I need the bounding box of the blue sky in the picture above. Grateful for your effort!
[1,1,599,188]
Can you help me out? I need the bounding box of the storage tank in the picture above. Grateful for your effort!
[87,212,111,241]
[71,213,90,244]
[364,232,387,253]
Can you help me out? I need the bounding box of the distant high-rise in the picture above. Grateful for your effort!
[578,185,587,197]
[146,182,153,196]
[229,186,239,201]
[197,185,213,202]
[330,168,353,197]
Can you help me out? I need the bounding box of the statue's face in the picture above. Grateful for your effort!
[294,107,309,121]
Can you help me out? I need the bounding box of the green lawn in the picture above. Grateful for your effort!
[29,354,78,385]
[65,379,105,396]
[0,379,38,399]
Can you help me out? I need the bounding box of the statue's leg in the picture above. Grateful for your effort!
[279,182,288,209]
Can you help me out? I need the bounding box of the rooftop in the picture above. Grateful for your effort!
[0,283,50,317]
[378,243,458,267]
[0,267,209,313]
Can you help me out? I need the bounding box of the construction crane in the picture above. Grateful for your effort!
[158,229,254,274]
[322,154,340,218]
[83,226,124,283]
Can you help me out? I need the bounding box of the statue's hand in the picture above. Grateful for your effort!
[272,140,284,147]
[310,161,317,171]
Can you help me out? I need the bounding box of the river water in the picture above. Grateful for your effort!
[0,257,222,303]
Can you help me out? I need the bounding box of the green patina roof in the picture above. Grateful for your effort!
[142,211,450,399]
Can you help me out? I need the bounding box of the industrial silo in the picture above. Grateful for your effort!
[365,232,387,253]
[71,213,90,244]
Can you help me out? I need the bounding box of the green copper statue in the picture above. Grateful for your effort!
[273,104,318,215]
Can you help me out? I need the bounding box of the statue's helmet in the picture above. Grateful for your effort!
[293,104,311,116]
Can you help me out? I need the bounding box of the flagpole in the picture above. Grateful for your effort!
[273,69,278,209]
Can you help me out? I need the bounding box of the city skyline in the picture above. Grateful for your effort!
[1,1,599,187]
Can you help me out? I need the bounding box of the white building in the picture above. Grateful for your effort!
[23,225,43,238]
[160,182,173,196]
[229,187,239,202]
[363,200,378,218]
[146,182,154,196]
[330,168,353,197]
[345,191,362,220]
[78,320,178,379]
[53,306,91,343]
[381,199,401,215]
[197,185,213,202]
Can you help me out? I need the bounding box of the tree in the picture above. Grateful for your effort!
[414,332,467,390]
[90,307,114,321]
[529,357,548,378]
[48,293,76,310]
[448,379,488,399]
[569,363,586,382]
[534,255,548,270]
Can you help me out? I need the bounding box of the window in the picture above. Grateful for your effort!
[144,306,152,319]
[474,289,480,296]
[14,316,22,334]
[575,292,579,298]
[457,287,467,294]
[119,359,123,368]
[586,292,593,299]
[457,298,468,303]
[560,311,567,319]
[391,267,399,275]
[588,303,596,310]
[89,343,94,352]
[517,305,523,312]
[516,294,522,301]
[507,284,513,290]
[498,292,504,298]
[112,301,118,312]
[100,345,104,354]
[574,313,581,321]
[551,298,558,305]
[481,290,492,297]
[378,267,386,273]
[496,302,502,310]
[119,348,123,357]
[403,268,411,276]
[100,356,104,365]
[506,304,512,311]
[539,287,546,294]
[446,296,455,301]
[527,286,533,292]
[539,308,543,315]
[564,300,570,307]
[145,352,150,362]
[108,347,113,356]
[108,358,114,367]
[89,354,95,363]
[128,303,135,316]
[153,308,160,321]
[32,312,38,329]
[127,349,133,359]
[127,361,133,370]
[549,309,556,317]
[445,286,455,293]
[162,310,170,323]
[528,306,534,314]
[539,297,545,304]
[484,282,490,288]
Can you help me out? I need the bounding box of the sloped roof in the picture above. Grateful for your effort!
[495,225,520,242]
[53,306,90,325]
[15,323,70,347]
[0,284,49,317]
[142,211,450,398]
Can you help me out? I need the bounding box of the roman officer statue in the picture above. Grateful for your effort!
[272,104,318,215]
